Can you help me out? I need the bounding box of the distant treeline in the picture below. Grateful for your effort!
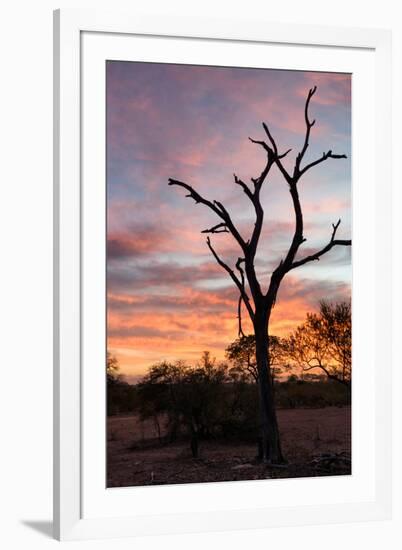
[108,364,350,418]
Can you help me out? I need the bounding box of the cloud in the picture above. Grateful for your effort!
[108,286,237,313]
[107,225,170,259]
[107,273,351,377]
[297,73,351,106]
[106,61,352,377]
[107,275,350,335]
[107,259,228,295]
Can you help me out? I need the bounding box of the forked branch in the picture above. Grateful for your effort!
[262,122,292,161]
[290,219,351,270]
[168,178,246,251]
[201,222,229,234]
[299,150,347,177]
[237,295,245,337]
[236,257,247,337]
[295,86,317,173]
[206,237,254,321]
[249,130,292,185]
[233,173,254,201]
[293,86,347,179]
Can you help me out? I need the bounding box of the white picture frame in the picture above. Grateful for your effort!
[53,8,392,541]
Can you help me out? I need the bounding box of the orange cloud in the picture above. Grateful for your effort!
[106,63,351,381]
[108,275,350,380]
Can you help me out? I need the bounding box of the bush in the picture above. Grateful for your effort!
[107,380,138,415]
[107,355,351,453]
[274,379,350,409]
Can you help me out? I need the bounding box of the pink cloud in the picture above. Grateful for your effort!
[106,63,351,378]
[297,73,351,106]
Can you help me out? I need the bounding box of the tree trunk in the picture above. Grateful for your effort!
[254,312,285,464]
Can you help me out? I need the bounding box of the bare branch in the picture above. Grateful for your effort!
[331,218,341,239]
[302,362,350,387]
[294,86,317,173]
[233,173,254,201]
[248,136,270,153]
[212,200,245,247]
[237,295,245,337]
[236,257,255,318]
[201,222,228,234]
[292,87,346,179]
[168,178,246,251]
[235,257,249,335]
[235,257,246,287]
[279,148,292,160]
[248,148,275,192]
[262,122,292,160]
[262,122,278,154]
[273,181,305,278]
[290,219,351,270]
[250,130,293,185]
[206,236,234,275]
[206,236,255,321]
[236,258,252,338]
[299,150,347,177]
[168,178,222,216]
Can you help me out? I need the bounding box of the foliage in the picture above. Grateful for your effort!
[274,378,350,409]
[135,352,263,454]
[107,352,138,415]
[107,351,120,384]
[225,334,287,382]
[284,301,351,387]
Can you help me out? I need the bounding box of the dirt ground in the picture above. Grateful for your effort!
[107,406,351,487]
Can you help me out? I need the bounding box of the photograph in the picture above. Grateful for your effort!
[106,61,352,488]
[0,1,395,546]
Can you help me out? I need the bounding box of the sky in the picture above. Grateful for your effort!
[106,61,351,382]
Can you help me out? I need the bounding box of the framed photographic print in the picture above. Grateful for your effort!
[54,9,392,541]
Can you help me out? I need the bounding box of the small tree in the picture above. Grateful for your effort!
[285,301,351,388]
[107,352,138,415]
[226,334,285,382]
[107,351,120,385]
[136,361,184,443]
[169,87,351,463]
[137,356,230,457]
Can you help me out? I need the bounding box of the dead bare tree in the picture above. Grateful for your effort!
[168,86,351,463]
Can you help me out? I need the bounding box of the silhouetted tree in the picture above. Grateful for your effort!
[136,361,183,443]
[107,351,120,385]
[226,334,285,382]
[168,87,351,463]
[137,355,230,457]
[107,352,138,415]
[285,301,351,388]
